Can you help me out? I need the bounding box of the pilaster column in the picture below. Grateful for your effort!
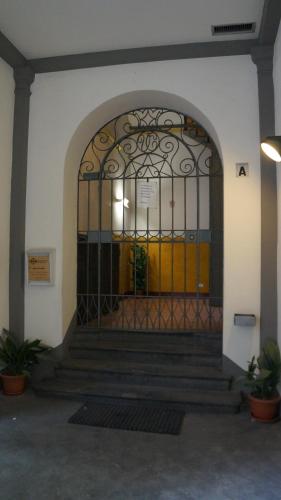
[9,65,35,340]
[251,45,277,345]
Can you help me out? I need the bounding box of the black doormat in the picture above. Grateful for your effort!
[69,402,184,435]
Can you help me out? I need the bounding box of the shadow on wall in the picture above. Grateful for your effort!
[62,90,223,335]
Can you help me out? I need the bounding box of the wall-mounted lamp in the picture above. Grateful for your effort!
[261,136,281,162]
[114,197,130,208]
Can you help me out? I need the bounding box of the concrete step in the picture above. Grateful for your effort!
[34,378,241,414]
[69,337,221,355]
[56,359,230,390]
[69,334,221,365]
[69,341,222,367]
[74,328,222,344]
[72,333,222,354]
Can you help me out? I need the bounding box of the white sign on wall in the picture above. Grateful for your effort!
[137,179,158,208]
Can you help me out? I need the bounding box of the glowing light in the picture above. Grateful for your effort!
[114,197,130,208]
[261,136,281,162]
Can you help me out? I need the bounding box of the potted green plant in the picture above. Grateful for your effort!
[0,329,47,395]
[241,339,281,422]
[130,244,147,294]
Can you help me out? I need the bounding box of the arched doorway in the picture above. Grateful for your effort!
[77,107,223,332]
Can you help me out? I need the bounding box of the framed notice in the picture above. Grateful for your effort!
[26,249,55,286]
[137,179,158,208]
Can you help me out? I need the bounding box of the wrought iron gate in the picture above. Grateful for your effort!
[77,108,223,331]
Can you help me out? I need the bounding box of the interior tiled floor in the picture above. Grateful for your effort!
[90,297,223,331]
[1,390,281,500]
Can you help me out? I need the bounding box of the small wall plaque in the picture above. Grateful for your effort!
[234,314,256,327]
[236,163,249,177]
[27,249,55,285]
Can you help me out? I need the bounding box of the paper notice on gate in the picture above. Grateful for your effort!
[137,180,158,208]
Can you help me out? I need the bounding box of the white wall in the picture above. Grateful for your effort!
[26,55,261,369]
[274,21,281,350]
[0,58,14,331]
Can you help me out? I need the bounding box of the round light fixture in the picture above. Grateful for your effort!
[261,136,281,162]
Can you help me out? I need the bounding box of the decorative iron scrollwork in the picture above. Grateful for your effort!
[79,108,222,180]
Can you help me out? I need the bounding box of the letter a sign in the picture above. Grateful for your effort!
[236,163,249,177]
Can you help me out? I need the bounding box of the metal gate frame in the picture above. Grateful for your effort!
[77,107,223,332]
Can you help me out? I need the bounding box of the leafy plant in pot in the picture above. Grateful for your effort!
[0,329,47,395]
[130,244,147,294]
[241,339,281,422]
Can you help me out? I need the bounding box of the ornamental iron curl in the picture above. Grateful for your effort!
[79,108,222,180]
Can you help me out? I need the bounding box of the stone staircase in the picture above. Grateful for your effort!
[34,329,241,414]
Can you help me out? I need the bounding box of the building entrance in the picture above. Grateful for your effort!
[77,107,223,332]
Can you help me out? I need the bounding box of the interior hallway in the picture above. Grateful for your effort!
[1,390,281,500]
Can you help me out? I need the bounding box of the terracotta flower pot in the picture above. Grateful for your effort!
[1,374,26,395]
[249,394,281,422]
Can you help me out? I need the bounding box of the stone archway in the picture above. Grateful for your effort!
[63,91,223,336]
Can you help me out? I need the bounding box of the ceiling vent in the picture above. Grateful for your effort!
[211,22,256,36]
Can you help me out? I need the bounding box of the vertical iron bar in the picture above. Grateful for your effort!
[196,163,200,330]
[134,177,137,330]
[171,176,174,330]
[184,176,187,331]
[86,180,90,326]
[98,172,102,329]
[208,157,212,331]
[158,177,161,330]
[76,178,80,327]
[122,176,125,330]
[110,179,113,324]
[146,178,149,330]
